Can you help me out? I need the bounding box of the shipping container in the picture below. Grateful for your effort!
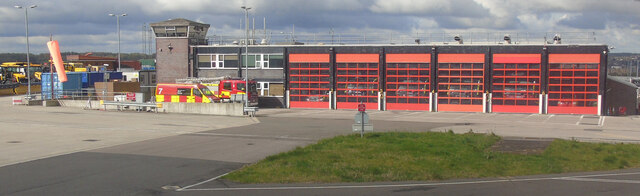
[41,72,83,99]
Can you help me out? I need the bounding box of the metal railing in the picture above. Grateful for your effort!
[40,89,142,102]
[207,31,599,46]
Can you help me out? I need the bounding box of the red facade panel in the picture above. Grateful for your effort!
[492,105,538,113]
[549,54,600,64]
[289,54,330,63]
[336,54,379,63]
[438,104,483,112]
[290,101,329,109]
[493,54,541,64]
[438,54,484,63]
[386,54,431,63]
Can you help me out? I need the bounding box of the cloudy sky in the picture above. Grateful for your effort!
[1,0,639,54]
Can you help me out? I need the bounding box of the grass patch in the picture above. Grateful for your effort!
[224,132,640,183]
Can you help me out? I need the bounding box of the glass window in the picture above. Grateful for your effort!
[177,88,191,96]
[223,55,238,68]
[198,55,212,68]
[200,87,213,96]
[242,55,258,68]
[223,82,232,90]
[268,55,284,68]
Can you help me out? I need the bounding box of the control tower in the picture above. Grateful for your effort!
[150,18,209,83]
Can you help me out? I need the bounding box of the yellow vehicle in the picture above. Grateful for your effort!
[0,62,43,82]
[65,62,86,72]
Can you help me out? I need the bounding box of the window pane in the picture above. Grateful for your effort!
[198,55,212,68]
[223,55,238,68]
[242,55,257,68]
[269,55,284,68]
[269,83,284,96]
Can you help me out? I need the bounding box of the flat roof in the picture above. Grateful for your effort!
[194,43,608,48]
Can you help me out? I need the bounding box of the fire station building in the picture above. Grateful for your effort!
[152,19,611,115]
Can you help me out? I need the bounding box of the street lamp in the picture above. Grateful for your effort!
[15,5,37,99]
[241,6,251,109]
[109,13,126,71]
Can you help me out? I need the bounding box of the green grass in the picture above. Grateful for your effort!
[224,132,640,183]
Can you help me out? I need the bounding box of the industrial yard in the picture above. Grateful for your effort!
[2,1,640,195]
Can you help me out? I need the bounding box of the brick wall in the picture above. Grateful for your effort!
[156,38,189,83]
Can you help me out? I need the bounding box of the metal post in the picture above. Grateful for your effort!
[109,13,126,71]
[15,5,37,99]
[117,15,121,71]
[242,6,251,109]
[361,109,364,138]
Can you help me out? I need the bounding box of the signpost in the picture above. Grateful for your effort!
[358,103,365,138]
[353,102,373,138]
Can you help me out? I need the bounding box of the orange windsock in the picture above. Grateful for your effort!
[47,40,67,82]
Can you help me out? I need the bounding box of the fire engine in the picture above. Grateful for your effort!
[176,77,259,106]
[155,83,220,103]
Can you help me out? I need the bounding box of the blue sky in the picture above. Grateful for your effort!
[1,0,639,54]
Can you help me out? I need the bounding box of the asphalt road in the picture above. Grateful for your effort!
[174,169,640,196]
[2,96,640,195]
[0,116,452,195]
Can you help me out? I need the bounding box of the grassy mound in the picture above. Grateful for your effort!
[224,132,640,183]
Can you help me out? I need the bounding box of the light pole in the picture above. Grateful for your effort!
[109,13,126,71]
[15,5,37,99]
[241,6,251,108]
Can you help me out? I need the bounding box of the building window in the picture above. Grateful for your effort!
[197,53,284,69]
[198,55,213,68]
[257,82,284,97]
[266,55,284,69]
[257,82,269,96]
[241,54,259,68]
[222,55,238,68]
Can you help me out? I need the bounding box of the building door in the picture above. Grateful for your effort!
[437,54,485,112]
[385,54,431,111]
[491,54,541,113]
[288,54,331,108]
[547,54,600,114]
[335,54,380,110]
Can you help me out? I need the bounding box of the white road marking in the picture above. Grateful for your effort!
[558,177,640,184]
[543,114,555,123]
[599,116,606,127]
[186,132,315,141]
[576,115,584,125]
[178,171,640,192]
[524,114,536,118]
[176,172,231,191]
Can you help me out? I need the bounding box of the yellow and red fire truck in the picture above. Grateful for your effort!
[176,77,258,106]
[155,83,220,103]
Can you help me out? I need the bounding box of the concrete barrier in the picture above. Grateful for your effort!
[57,99,245,116]
[58,100,121,110]
[160,102,244,116]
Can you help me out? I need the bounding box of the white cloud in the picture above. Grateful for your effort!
[2,0,640,53]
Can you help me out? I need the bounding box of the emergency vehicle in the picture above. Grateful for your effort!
[155,83,220,103]
[176,77,259,106]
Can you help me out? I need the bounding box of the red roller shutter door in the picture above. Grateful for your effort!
[547,54,600,115]
[336,54,380,110]
[385,54,431,111]
[437,54,485,112]
[491,54,541,113]
[288,54,331,108]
